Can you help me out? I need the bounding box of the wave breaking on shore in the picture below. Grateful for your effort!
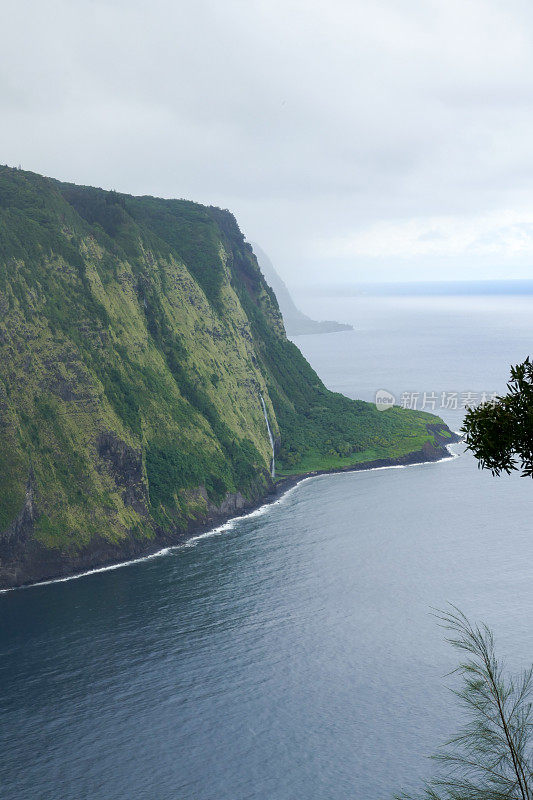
[0,444,460,595]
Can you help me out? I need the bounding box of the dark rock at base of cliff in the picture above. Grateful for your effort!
[0,430,461,591]
[0,481,272,590]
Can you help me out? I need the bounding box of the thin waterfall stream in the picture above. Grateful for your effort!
[260,395,275,478]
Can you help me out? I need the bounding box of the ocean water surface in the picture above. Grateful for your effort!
[2,292,533,800]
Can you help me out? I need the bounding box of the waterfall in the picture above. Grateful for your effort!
[260,394,275,478]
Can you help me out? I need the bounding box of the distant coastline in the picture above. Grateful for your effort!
[251,242,353,335]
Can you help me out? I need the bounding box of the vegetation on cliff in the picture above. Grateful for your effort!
[0,166,449,582]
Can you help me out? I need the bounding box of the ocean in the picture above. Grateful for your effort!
[1,291,533,799]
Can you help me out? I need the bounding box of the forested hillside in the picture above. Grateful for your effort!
[0,167,450,587]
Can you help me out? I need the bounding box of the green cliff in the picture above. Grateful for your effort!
[0,167,451,587]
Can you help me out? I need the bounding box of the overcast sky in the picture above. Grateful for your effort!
[3,0,533,285]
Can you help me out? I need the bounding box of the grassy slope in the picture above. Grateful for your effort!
[275,423,442,477]
[0,166,447,558]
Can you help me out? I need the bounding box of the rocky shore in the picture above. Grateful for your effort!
[0,428,461,592]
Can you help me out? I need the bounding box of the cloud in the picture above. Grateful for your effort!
[2,0,533,282]
[317,210,533,259]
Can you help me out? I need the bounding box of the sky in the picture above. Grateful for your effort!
[3,0,533,285]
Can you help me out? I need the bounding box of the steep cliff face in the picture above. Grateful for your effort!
[0,167,449,587]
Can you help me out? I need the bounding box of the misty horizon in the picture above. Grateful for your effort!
[289,277,533,292]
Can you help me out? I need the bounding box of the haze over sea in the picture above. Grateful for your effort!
[2,285,533,800]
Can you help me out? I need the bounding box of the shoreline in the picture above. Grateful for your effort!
[0,435,462,594]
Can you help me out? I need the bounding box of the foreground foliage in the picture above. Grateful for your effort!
[397,608,533,800]
[463,358,533,478]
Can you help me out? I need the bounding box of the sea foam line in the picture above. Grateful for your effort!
[0,447,460,594]
[0,547,173,594]
[0,481,306,594]
[182,479,307,547]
